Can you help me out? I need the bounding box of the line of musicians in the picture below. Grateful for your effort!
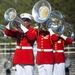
[4,13,73,75]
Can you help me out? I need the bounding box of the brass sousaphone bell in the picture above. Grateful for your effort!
[4,8,24,23]
[4,8,17,22]
[4,8,24,30]
[32,0,51,23]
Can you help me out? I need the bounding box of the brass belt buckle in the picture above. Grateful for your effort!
[19,46,22,49]
[41,49,44,52]
[55,50,57,53]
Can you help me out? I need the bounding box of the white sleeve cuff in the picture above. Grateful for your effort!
[6,22,10,30]
[60,34,67,40]
[48,28,54,36]
[21,24,28,33]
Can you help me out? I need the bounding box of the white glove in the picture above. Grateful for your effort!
[48,28,54,36]
[21,24,28,33]
[60,34,67,40]
[34,26,38,29]
[6,22,11,30]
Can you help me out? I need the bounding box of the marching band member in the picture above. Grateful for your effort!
[4,13,37,75]
[53,34,73,75]
[34,24,58,75]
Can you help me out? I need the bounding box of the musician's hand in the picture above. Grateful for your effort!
[21,24,28,33]
[60,34,67,40]
[6,22,11,30]
[48,28,55,36]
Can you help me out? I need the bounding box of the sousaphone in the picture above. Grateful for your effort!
[46,10,74,39]
[46,10,65,35]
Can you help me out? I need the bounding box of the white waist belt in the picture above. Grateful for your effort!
[53,50,64,53]
[37,49,53,52]
[16,46,32,49]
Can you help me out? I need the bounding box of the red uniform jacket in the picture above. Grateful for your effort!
[35,30,58,64]
[53,37,72,63]
[4,25,37,65]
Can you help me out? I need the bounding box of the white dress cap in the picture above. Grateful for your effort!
[20,13,33,20]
